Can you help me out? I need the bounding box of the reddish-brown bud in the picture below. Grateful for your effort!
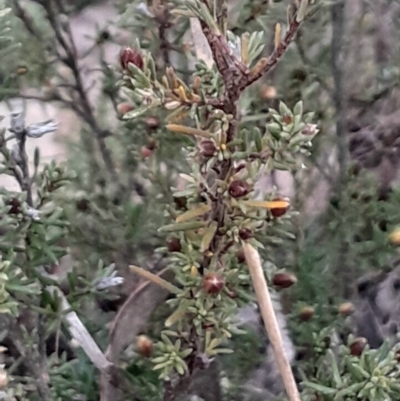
[203,272,224,295]
[136,335,153,358]
[117,103,134,117]
[395,349,400,363]
[270,197,290,218]
[147,138,157,151]
[272,272,297,289]
[239,228,253,240]
[339,302,355,316]
[145,116,160,130]
[174,196,187,210]
[76,199,90,212]
[120,47,144,70]
[6,198,21,215]
[198,139,217,158]
[299,306,314,322]
[141,146,152,158]
[228,180,251,198]
[16,65,28,76]
[350,337,367,357]
[236,248,245,264]
[260,85,277,100]
[167,237,181,253]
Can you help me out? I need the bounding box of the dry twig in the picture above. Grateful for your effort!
[243,243,301,401]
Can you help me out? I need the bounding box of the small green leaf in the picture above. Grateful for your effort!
[302,381,337,395]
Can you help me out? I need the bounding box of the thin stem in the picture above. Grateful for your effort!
[41,1,120,189]
[331,0,348,193]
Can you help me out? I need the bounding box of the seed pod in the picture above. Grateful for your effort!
[339,302,355,316]
[199,139,217,158]
[350,337,367,357]
[229,180,251,198]
[270,196,290,218]
[120,47,144,70]
[260,85,277,100]
[117,103,134,117]
[75,199,90,212]
[16,65,28,75]
[236,248,245,264]
[299,306,314,322]
[174,196,187,210]
[145,116,160,130]
[141,146,152,158]
[239,228,253,240]
[147,138,157,150]
[136,335,153,358]
[273,272,297,289]
[203,272,224,295]
[167,237,181,252]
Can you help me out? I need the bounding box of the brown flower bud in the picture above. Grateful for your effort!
[229,180,251,198]
[174,196,187,210]
[239,228,253,240]
[350,337,367,357]
[167,237,181,253]
[117,102,134,117]
[260,85,277,100]
[76,199,90,212]
[395,349,400,363]
[141,146,152,158]
[6,198,21,215]
[145,116,160,130]
[147,138,157,151]
[16,65,28,75]
[120,47,144,70]
[339,302,355,316]
[199,139,217,158]
[299,306,314,322]
[136,335,153,358]
[272,272,297,289]
[203,272,224,294]
[236,248,245,264]
[270,197,290,218]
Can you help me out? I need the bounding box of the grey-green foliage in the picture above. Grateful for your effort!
[301,333,400,400]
